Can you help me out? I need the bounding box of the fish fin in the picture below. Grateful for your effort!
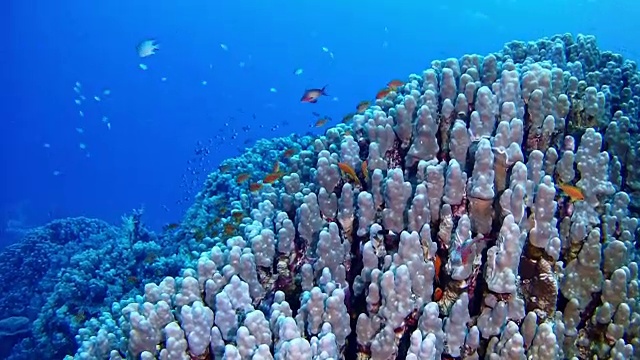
[321,85,329,96]
[309,98,318,103]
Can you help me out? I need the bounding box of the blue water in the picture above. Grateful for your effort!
[4,0,637,242]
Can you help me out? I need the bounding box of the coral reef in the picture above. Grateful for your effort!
[40,33,640,359]
[0,215,190,360]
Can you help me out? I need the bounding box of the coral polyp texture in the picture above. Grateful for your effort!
[71,33,640,359]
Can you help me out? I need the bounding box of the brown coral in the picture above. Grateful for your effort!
[567,96,599,133]
[519,256,558,319]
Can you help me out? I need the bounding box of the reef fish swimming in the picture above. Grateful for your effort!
[558,183,585,202]
[387,79,404,90]
[338,162,361,185]
[300,85,329,103]
[376,88,392,99]
[137,39,160,58]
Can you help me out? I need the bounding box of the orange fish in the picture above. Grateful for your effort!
[434,254,442,284]
[338,162,360,185]
[376,88,391,99]
[301,85,329,103]
[356,100,370,114]
[219,164,231,173]
[283,148,297,158]
[223,223,236,236]
[342,112,356,123]
[249,182,263,192]
[361,160,369,182]
[314,118,329,127]
[558,183,584,202]
[263,171,285,184]
[387,79,404,90]
[434,287,443,301]
[344,130,352,137]
[272,161,280,173]
[236,173,250,184]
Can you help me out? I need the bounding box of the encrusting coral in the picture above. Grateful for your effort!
[63,33,640,359]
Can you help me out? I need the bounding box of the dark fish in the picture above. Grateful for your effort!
[377,229,397,237]
[342,112,356,123]
[163,223,180,232]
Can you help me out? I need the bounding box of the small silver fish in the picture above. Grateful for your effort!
[137,39,159,58]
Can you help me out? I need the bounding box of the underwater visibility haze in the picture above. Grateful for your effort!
[3,0,640,358]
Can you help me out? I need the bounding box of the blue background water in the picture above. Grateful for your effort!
[3,0,638,246]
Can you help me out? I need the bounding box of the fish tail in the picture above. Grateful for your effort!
[321,84,329,96]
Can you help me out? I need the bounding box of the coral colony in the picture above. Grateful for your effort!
[43,33,640,359]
